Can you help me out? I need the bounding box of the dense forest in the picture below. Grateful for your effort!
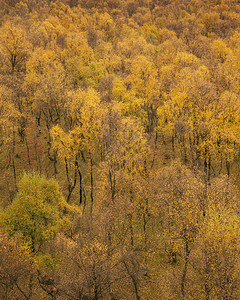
[0,0,240,299]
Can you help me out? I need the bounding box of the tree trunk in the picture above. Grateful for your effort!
[76,160,83,205]
[12,126,17,189]
[90,152,94,219]
[65,158,77,202]
[181,238,190,299]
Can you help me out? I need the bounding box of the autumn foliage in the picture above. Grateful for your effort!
[0,0,240,299]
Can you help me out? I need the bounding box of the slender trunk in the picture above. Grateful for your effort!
[101,144,104,161]
[46,121,53,168]
[34,135,41,173]
[36,113,41,127]
[226,139,231,176]
[90,152,94,219]
[14,279,30,300]
[162,133,166,145]
[106,232,115,300]
[203,152,211,217]
[53,151,57,178]
[189,135,193,164]
[45,118,57,176]
[11,53,16,74]
[204,284,211,300]
[219,153,223,174]
[129,189,134,247]
[133,278,140,300]
[143,212,147,246]
[93,264,99,300]
[202,182,207,217]
[151,131,158,169]
[123,261,140,300]
[226,159,230,176]
[183,137,187,164]
[204,157,207,180]
[143,209,148,268]
[208,156,211,182]
[83,188,87,213]
[143,196,149,252]
[107,152,115,203]
[79,167,83,205]
[203,259,212,298]
[112,174,115,202]
[172,135,175,152]
[94,285,98,300]
[90,156,94,203]
[12,126,17,188]
[181,239,190,299]
[76,161,83,205]
[129,214,134,247]
[48,108,54,124]
[28,274,33,299]
[25,137,31,165]
[37,271,56,299]
[65,158,77,202]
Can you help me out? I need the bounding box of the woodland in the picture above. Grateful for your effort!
[0,0,240,299]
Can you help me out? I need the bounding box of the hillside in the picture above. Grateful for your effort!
[0,0,240,299]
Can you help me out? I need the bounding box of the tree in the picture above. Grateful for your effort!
[62,32,94,87]
[0,230,35,299]
[124,54,160,132]
[24,47,67,176]
[2,173,79,252]
[51,88,106,208]
[189,208,240,299]
[0,21,32,74]
[152,161,204,298]
[0,84,22,190]
[55,233,111,300]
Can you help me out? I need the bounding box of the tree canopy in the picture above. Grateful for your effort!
[0,0,240,298]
